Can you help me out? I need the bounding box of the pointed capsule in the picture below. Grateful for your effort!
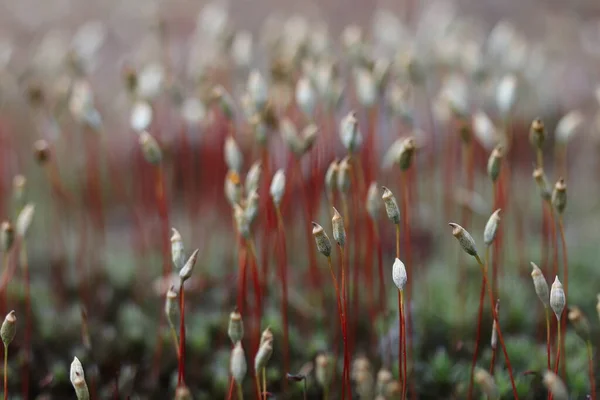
[543,370,568,400]
[224,136,243,173]
[392,258,407,291]
[270,169,286,207]
[324,160,339,200]
[228,310,244,344]
[15,203,34,238]
[487,145,503,183]
[254,338,273,372]
[171,228,185,270]
[568,306,590,341]
[397,137,416,171]
[551,178,567,214]
[247,70,268,110]
[70,356,90,400]
[130,101,153,132]
[230,341,247,384]
[234,203,250,239]
[354,68,377,107]
[245,161,262,195]
[0,310,16,347]
[381,186,400,224]
[174,386,193,400]
[555,110,583,144]
[496,74,517,116]
[245,190,259,225]
[165,286,178,325]
[483,209,501,246]
[332,207,346,248]
[225,170,243,206]
[312,222,332,257]
[13,175,26,205]
[366,182,380,220]
[301,124,318,154]
[337,157,351,194]
[281,118,304,155]
[533,168,551,201]
[179,249,199,283]
[315,353,333,389]
[339,111,362,153]
[448,223,478,257]
[550,277,565,320]
[138,131,162,165]
[490,319,498,350]
[0,221,14,252]
[530,262,549,307]
[529,118,546,150]
[474,368,499,400]
[259,326,273,348]
[296,76,316,117]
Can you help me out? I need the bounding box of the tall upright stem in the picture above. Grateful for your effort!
[545,307,551,370]
[275,206,290,390]
[474,255,519,399]
[326,256,345,400]
[339,247,350,397]
[587,340,596,400]
[558,216,568,379]
[20,241,31,400]
[468,246,489,400]
[177,282,186,386]
[3,345,7,400]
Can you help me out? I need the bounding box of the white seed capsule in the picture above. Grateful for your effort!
[543,370,568,400]
[70,357,90,400]
[366,181,380,220]
[259,326,273,347]
[247,70,268,110]
[138,131,162,165]
[392,258,407,291]
[495,74,517,116]
[245,190,259,225]
[530,262,549,307]
[397,137,416,171]
[332,207,346,247]
[234,203,250,239]
[381,186,400,225]
[376,368,393,396]
[0,310,16,347]
[568,306,591,341]
[165,286,178,325]
[550,276,565,320]
[337,157,351,194]
[325,160,339,200]
[449,223,478,257]
[225,171,243,206]
[230,341,247,384]
[280,118,304,155]
[551,179,567,214]
[130,101,153,132]
[228,310,244,343]
[487,145,503,183]
[354,68,377,107]
[16,203,35,238]
[295,76,316,117]
[483,209,501,246]
[171,228,185,270]
[254,339,273,372]
[224,136,243,173]
[179,249,199,283]
[315,354,333,388]
[339,112,362,153]
[555,110,583,144]
[270,169,286,207]
[300,124,318,154]
[490,319,498,350]
[533,168,551,202]
[312,222,332,257]
[474,368,499,400]
[245,161,262,195]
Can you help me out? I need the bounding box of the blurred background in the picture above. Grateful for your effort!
[1,0,600,399]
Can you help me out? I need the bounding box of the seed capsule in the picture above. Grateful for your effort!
[0,221,14,253]
[245,161,262,195]
[179,249,199,283]
[543,370,568,400]
[530,262,549,307]
[555,110,583,144]
[533,168,551,202]
[354,68,376,107]
[165,286,178,325]
[568,306,591,341]
[254,339,273,372]
[233,203,250,239]
[138,131,162,165]
[228,310,244,344]
[381,186,400,225]
[315,354,333,389]
[551,178,567,214]
[339,111,362,153]
[324,160,339,200]
[70,356,89,400]
[483,209,501,246]
[174,386,193,400]
[259,326,273,347]
[0,310,16,347]
[33,140,50,164]
[247,70,268,110]
[550,276,565,320]
[397,137,416,171]
[529,118,546,150]
[270,169,286,208]
[449,223,478,257]
[376,368,393,396]
[366,182,380,220]
[474,368,499,399]
[225,170,243,206]
[224,136,243,173]
[332,207,346,247]
[230,341,247,384]
[337,157,351,194]
[245,190,259,225]
[392,258,407,291]
[296,76,316,117]
[312,222,332,258]
[487,145,503,183]
[171,228,185,270]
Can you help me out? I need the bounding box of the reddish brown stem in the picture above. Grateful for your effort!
[327,256,346,400]
[21,244,31,400]
[468,274,486,400]
[558,217,568,380]
[275,207,290,392]
[177,283,186,386]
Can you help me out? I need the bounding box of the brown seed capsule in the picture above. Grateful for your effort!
[487,145,503,183]
[228,310,244,344]
[530,262,549,307]
[179,249,199,283]
[0,310,16,347]
[551,178,567,214]
[543,370,568,400]
[533,168,551,202]
[138,131,162,165]
[474,368,499,399]
[483,209,501,246]
[332,207,346,247]
[381,186,400,224]
[230,341,247,384]
[312,222,332,257]
[448,223,478,257]
[122,66,138,94]
[550,276,565,320]
[529,118,546,150]
[315,354,333,388]
[0,221,14,253]
[398,137,416,171]
[568,306,591,341]
[33,140,50,164]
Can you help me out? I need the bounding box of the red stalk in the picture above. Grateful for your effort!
[400,170,414,399]
[558,217,568,380]
[468,274,486,400]
[177,283,186,386]
[275,207,290,392]
[327,256,346,400]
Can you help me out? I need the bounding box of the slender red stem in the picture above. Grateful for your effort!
[588,341,596,400]
[558,216,568,380]
[468,274,486,400]
[177,283,186,386]
[327,256,346,400]
[275,207,289,392]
